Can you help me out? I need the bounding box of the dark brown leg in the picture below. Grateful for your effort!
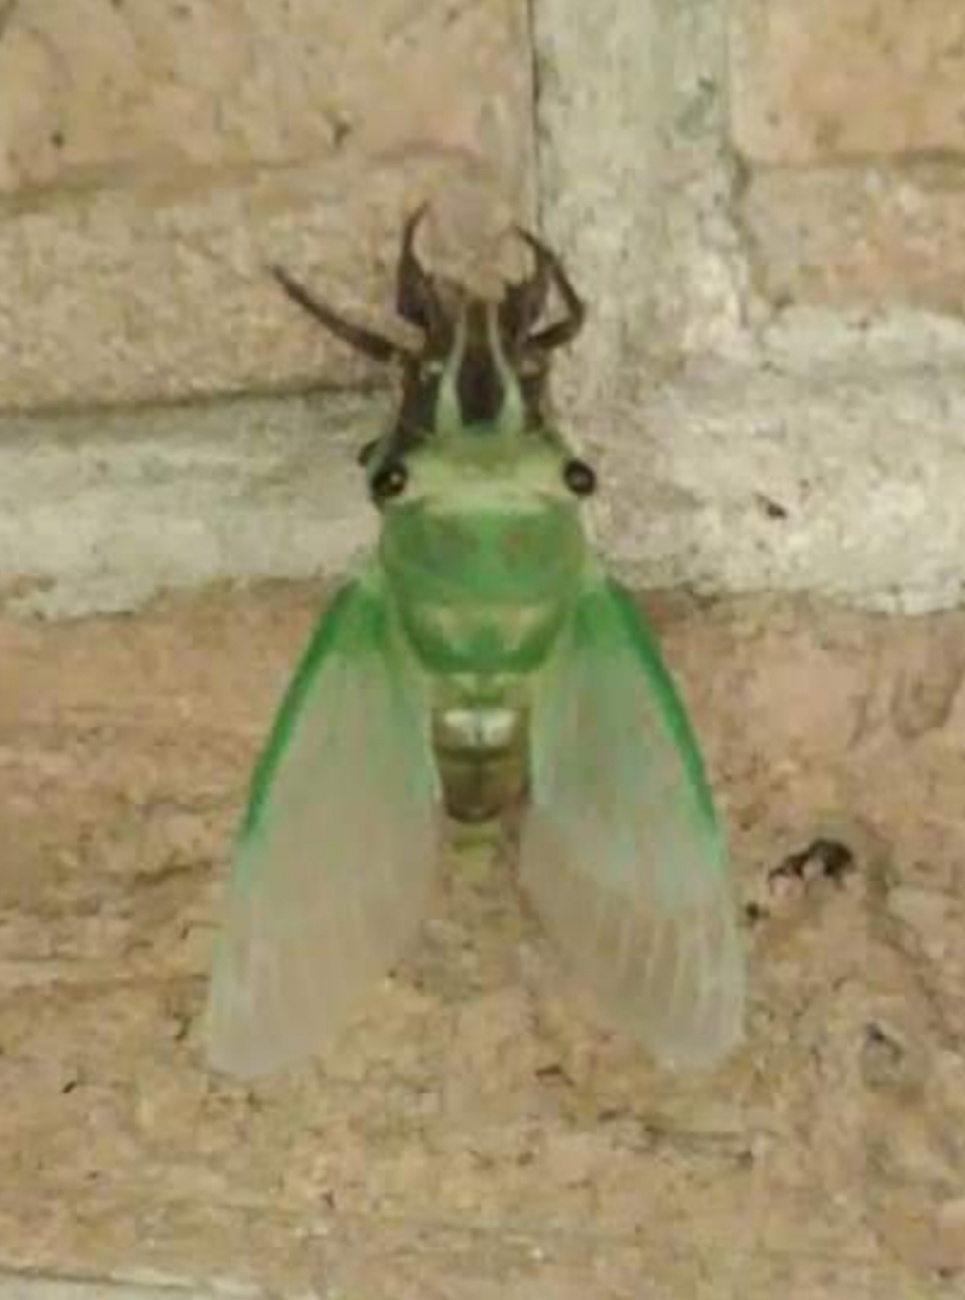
[395,204,441,331]
[271,264,407,363]
[513,228,586,351]
[501,232,552,340]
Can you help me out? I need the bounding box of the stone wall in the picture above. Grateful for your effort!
[732,0,965,314]
[539,0,965,614]
[0,0,534,410]
[2,0,964,615]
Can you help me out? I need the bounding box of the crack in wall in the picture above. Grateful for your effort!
[524,0,544,233]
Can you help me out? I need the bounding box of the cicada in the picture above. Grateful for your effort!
[204,209,744,1077]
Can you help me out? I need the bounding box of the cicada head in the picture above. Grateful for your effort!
[271,205,586,478]
[272,209,595,674]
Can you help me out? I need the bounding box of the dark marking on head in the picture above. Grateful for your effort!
[456,300,506,426]
[270,207,586,463]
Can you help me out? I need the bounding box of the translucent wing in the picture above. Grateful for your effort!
[521,573,744,1069]
[205,571,440,1078]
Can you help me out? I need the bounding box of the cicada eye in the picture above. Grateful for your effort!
[371,459,409,503]
[563,457,597,497]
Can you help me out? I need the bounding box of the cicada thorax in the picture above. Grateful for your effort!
[378,453,587,822]
[379,474,587,666]
[376,473,583,823]
[381,470,588,823]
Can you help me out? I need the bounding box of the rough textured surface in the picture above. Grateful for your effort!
[529,0,965,615]
[0,0,532,410]
[533,0,746,409]
[1,585,963,1298]
[601,344,965,614]
[0,393,380,618]
[532,0,668,411]
[0,0,531,193]
[0,1283,228,1300]
[731,0,965,164]
[729,0,965,315]
[741,162,965,315]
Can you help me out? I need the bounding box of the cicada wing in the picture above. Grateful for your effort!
[521,575,744,1069]
[204,574,440,1079]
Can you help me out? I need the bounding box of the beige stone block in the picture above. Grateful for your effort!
[0,154,531,411]
[740,162,965,314]
[0,0,533,410]
[0,0,532,194]
[731,0,965,165]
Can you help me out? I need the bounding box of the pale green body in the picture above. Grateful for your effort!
[380,436,587,819]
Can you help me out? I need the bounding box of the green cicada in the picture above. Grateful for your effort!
[204,209,744,1077]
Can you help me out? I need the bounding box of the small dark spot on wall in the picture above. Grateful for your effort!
[755,492,788,520]
[770,837,855,887]
[535,1061,572,1086]
[331,115,352,149]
